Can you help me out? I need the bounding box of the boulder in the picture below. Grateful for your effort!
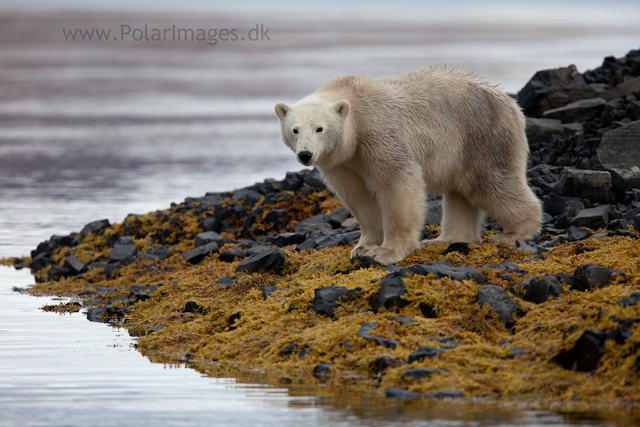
[477,285,521,325]
[554,329,606,372]
[522,275,564,303]
[273,232,306,247]
[542,97,606,122]
[327,206,350,227]
[219,249,247,263]
[408,346,446,364]
[235,249,287,274]
[371,274,407,312]
[312,364,332,381]
[109,244,137,264]
[79,219,110,238]
[63,255,85,275]
[295,215,333,234]
[608,166,640,192]
[517,65,604,117]
[597,121,640,169]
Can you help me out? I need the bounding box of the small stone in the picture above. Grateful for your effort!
[194,231,220,248]
[407,262,484,284]
[280,343,298,356]
[351,255,379,269]
[327,206,350,227]
[312,364,332,382]
[372,274,407,312]
[219,249,247,263]
[183,301,199,313]
[523,275,564,304]
[442,242,470,255]
[408,346,446,364]
[617,292,640,307]
[63,255,84,275]
[570,207,610,229]
[183,242,219,265]
[385,387,420,399]
[312,286,349,317]
[109,244,137,263]
[262,285,279,300]
[401,368,438,380]
[568,226,590,241]
[295,215,332,234]
[216,276,235,287]
[477,285,521,325]
[79,219,110,238]
[235,249,287,274]
[273,232,306,247]
[571,264,611,291]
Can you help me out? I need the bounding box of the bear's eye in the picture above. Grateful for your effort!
[292,129,299,134]
[316,127,323,133]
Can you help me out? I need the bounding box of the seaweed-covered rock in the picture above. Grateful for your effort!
[477,285,521,325]
[312,363,332,381]
[617,292,640,307]
[235,249,286,274]
[358,322,399,349]
[554,329,606,372]
[401,368,438,380]
[408,346,446,364]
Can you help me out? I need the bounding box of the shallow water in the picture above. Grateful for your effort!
[1,4,640,426]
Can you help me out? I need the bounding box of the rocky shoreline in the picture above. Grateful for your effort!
[6,48,640,409]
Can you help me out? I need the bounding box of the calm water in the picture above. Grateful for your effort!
[1,4,640,426]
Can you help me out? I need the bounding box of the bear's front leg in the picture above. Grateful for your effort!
[357,167,426,265]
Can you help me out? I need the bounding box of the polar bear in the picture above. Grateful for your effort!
[275,66,541,265]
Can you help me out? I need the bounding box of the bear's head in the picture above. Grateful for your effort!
[274,97,351,168]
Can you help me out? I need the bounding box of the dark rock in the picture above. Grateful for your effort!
[572,329,606,372]
[183,242,219,265]
[635,355,640,370]
[372,274,407,312]
[312,286,349,317]
[357,322,398,349]
[232,188,262,205]
[195,231,220,248]
[518,64,604,117]
[426,199,442,226]
[523,275,564,304]
[305,168,326,191]
[262,285,279,300]
[219,250,247,263]
[617,292,640,307]
[608,166,640,193]
[235,249,287,274]
[372,357,402,374]
[109,244,137,265]
[542,97,606,122]
[265,209,289,229]
[597,121,640,168]
[543,194,585,217]
[351,256,379,269]
[143,245,170,261]
[281,171,304,191]
[183,301,199,313]
[79,219,110,238]
[280,343,298,356]
[408,346,446,364]
[526,117,564,149]
[392,316,417,325]
[442,242,470,255]
[385,387,420,399]
[428,391,463,399]
[477,285,521,325]
[572,264,611,291]
[86,306,106,323]
[408,262,484,284]
[273,232,306,247]
[552,169,613,204]
[31,254,51,271]
[47,266,73,281]
[327,206,350,228]
[216,276,235,287]
[228,312,241,330]
[295,214,332,234]
[419,302,438,318]
[570,207,610,229]
[312,363,332,381]
[568,226,590,241]
[63,255,84,275]
[401,368,438,380]
[299,343,312,357]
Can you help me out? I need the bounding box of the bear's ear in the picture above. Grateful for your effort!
[334,99,350,119]
[274,102,290,120]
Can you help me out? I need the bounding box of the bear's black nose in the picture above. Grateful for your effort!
[298,151,313,164]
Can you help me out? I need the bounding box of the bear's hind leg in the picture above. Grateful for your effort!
[421,191,483,247]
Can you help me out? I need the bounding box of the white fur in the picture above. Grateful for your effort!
[275,66,542,264]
